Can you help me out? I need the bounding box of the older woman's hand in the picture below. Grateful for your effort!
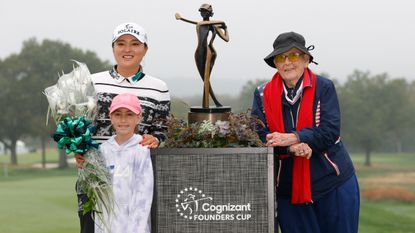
[266,132,299,147]
[139,134,160,149]
[289,143,312,159]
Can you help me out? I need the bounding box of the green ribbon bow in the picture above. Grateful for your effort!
[53,117,99,155]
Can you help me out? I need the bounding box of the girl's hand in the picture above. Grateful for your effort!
[74,154,85,168]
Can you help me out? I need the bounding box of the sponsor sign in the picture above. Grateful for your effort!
[151,148,274,233]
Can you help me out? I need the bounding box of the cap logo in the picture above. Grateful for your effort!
[113,22,147,44]
[117,24,140,36]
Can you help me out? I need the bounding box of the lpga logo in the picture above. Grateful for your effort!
[176,187,212,220]
[175,187,252,221]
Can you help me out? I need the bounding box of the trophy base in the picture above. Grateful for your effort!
[188,106,231,124]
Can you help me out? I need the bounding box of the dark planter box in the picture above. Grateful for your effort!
[151,147,274,233]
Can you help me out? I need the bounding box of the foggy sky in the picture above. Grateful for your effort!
[1,0,414,97]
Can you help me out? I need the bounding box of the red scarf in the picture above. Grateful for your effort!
[263,68,316,204]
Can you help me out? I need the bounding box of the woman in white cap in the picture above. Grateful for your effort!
[76,22,170,233]
[252,31,359,233]
[93,22,170,147]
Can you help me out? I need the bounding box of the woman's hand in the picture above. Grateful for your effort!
[266,132,299,147]
[289,143,313,159]
[139,134,160,149]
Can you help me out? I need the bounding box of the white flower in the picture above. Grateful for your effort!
[215,120,230,137]
[44,61,96,123]
[198,120,216,138]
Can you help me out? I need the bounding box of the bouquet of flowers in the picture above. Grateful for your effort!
[44,61,113,230]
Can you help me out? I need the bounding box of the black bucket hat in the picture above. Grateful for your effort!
[264,31,315,68]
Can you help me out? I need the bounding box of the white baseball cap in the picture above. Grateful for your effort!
[112,22,148,44]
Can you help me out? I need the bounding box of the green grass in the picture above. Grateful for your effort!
[0,149,78,233]
[1,151,415,232]
[352,152,415,233]
[351,152,415,168]
[0,168,78,233]
[360,201,415,233]
[352,153,415,178]
[0,148,67,165]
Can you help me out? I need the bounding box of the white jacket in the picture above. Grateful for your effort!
[95,134,153,233]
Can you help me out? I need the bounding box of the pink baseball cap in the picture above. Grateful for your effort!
[109,93,142,115]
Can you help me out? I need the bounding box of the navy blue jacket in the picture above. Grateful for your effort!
[252,74,355,201]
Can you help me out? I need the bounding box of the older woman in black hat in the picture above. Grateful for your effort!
[252,32,359,233]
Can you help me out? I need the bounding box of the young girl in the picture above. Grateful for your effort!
[76,22,168,233]
[95,93,153,233]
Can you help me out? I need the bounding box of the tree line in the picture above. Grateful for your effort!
[1,39,414,167]
[0,38,110,166]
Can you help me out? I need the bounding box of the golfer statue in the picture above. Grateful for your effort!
[176,3,229,108]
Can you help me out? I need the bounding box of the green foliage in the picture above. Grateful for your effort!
[77,149,114,220]
[0,38,110,165]
[380,79,415,152]
[336,70,415,165]
[165,111,264,148]
[234,79,268,113]
[0,54,34,162]
[339,71,385,152]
